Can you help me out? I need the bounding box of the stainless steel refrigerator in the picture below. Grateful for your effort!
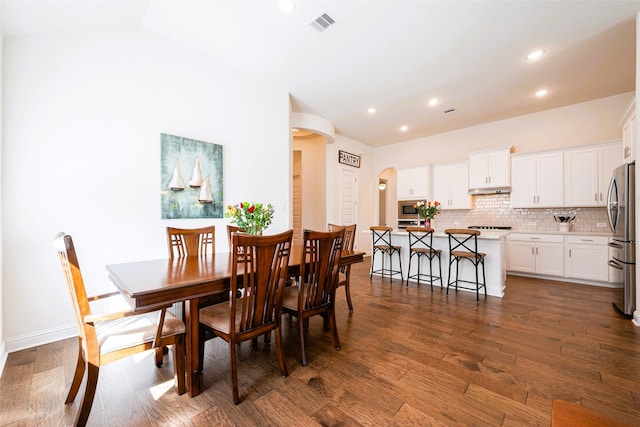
[607,162,636,317]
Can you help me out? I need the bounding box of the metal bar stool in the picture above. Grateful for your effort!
[406,226,442,290]
[369,226,403,283]
[444,228,486,301]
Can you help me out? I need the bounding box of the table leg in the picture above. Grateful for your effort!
[185,297,202,397]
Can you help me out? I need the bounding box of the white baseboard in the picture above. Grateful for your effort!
[4,323,77,354]
[0,341,7,377]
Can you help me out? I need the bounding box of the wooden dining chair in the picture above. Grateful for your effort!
[282,228,344,366]
[226,225,242,248]
[167,225,215,259]
[328,223,357,311]
[198,230,294,404]
[53,233,186,427]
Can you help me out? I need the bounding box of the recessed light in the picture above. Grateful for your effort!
[535,89,549,97]
[400,125,408,132]
[368,107,376,114]
[278,1,295,13]
[428,98,439,107]
[527,49,545,61]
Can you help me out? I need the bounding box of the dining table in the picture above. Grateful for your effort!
[106,245,365,397]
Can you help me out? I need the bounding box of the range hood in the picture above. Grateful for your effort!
[468,186,511,195]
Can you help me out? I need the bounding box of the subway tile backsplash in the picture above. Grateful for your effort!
[431,194,609,233]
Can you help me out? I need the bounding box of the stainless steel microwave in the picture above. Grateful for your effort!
[398,199,424,220]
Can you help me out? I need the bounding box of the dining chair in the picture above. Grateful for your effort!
[282,228,344,366]
[198,230,293,404]
[444,228,487,301]
[328,223,357,311]
[406,226,442,291]
[53,233,186,427]
[165,225,220,363]
[226,225,242,248]
[369,226,403,283]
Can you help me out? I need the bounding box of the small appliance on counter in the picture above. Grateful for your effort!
[553,212,576,232]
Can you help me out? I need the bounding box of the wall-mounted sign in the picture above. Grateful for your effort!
[338,150,361,168]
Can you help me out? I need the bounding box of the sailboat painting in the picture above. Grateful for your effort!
[160,133,223,219]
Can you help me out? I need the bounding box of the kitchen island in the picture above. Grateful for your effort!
[369,229,508,298]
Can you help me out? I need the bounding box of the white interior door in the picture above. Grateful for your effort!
[340,167,358,247]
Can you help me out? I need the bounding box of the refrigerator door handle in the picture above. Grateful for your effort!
[606,175,618,232]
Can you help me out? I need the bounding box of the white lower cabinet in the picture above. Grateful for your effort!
[509,233,611,284]
[565,235,609,282]
[508,234,564,276]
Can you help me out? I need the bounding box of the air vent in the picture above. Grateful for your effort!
[310,13,336,32]
[443,108,456,114]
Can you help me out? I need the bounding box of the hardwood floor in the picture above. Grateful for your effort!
[2,258,639,426]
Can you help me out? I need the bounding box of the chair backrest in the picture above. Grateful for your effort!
[53,233,93,345]
[230,230,294,334]
[370,226,393,247]
[167,226,215,258]
[299,229,344,311]
[444,228,480,254]
[328,223,357,251]
[226,225,243,248]
[406,226,436,251]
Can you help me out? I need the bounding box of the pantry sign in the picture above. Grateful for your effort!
[338,150,361,168]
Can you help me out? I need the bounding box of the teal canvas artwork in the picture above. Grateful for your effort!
[160,133,223,219]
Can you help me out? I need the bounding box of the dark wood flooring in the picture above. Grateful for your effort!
[2,258,639,426]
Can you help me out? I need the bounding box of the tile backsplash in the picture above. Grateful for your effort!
[431,194,610,233]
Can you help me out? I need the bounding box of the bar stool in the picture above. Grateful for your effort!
[369,226,403,283]
[444,228,486,301]
[406,226,442,290]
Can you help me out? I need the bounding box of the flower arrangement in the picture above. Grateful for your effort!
[414,200,441,220]
[225,202,274,235]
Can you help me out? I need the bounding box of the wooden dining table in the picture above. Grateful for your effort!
[106,245,364,397]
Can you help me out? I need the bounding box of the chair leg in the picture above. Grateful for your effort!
[446,256,453,295]
[482,258,487,297]
[406,253,412,286]
[172,336,186,395]
[198,327,206,374]
[475,258,480,302]
[298,316,308,366]
[329,308,341,351]
[229,340,240,404]
[437,254,443,289]
[75,362,99,427]
[344,280,354,311]
[155,347,164,367]
[274,325,288,377]
[65,337,86,404]
[370,250,376,280]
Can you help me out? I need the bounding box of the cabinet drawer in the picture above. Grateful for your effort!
[509,233,564,243]
[566,235,608,245]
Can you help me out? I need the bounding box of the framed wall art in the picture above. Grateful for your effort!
[160,133,223,219]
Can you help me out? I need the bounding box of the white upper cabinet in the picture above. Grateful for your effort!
[432,161,471,210]
[563,141,621,207]
[397,165,429,200]
[621,97,636,164]
[468,147,511,191]
[510,151,564,208]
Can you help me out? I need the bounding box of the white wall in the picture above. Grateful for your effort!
[0,3,5,371]
[2,28,290,351]
[374,92,633,176]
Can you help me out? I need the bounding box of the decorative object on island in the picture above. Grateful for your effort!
[553,211,577,232]
[414,200,441,227]
[225,202,274,235]
[160,133,223,219]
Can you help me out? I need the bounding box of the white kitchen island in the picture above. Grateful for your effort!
[368,229,508,298]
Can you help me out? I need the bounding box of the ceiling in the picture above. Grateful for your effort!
[2,1,640,147]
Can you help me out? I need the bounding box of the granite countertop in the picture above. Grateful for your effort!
[508,230,613,237]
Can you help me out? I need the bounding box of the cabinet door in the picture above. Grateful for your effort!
[397,169,414,199]
[599,142,621,205]
[468,152,488,189]
[508,241,535,273]
[536,152,564,207]
[535,242,564,276]
[449,162,471,209]
[432,164,450,208]
[487,149,510,187]
[566,244,608,281]
[564,148,598,207]
[510,155,537,208]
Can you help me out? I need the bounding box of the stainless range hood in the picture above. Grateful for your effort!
[468,186,511,195]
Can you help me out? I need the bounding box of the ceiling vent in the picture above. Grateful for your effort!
[310,13,336,32]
